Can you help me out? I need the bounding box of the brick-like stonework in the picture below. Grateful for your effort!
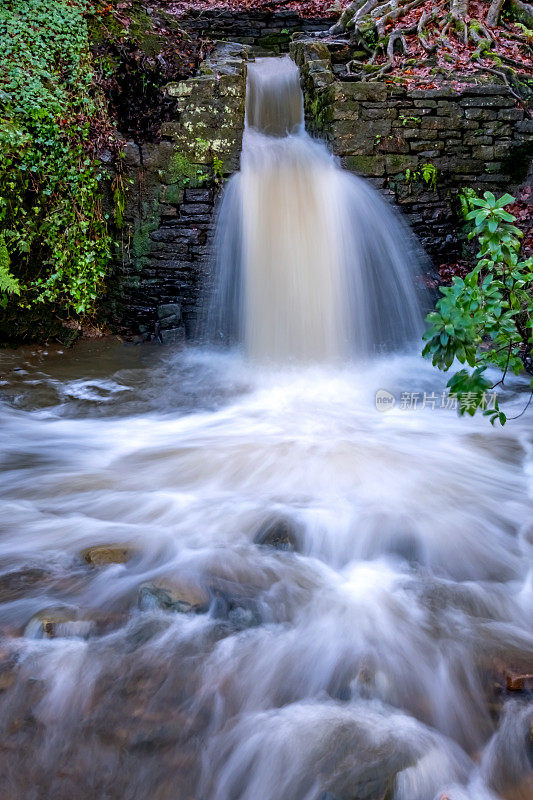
[291,40,532,261]
[108,42,249,339]
[180,9,333,53]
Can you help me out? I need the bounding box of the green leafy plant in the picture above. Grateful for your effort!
[399,114,421,126]
[0,234,20,308]
[423,191,533,424]
[0,0,113,325]
[213,155,225,182]
[405,162,438,191]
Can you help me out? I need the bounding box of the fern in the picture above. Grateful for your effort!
[0,235,20,298]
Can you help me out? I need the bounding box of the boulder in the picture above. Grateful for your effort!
[82,544,134,567]
[24,605,94,639]
[160,327,186,345]
[138,578,210,614]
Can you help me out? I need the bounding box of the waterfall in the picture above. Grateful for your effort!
[205,56,427,361]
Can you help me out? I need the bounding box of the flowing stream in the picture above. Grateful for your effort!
[0,56,532,800]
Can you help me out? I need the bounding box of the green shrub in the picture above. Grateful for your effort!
[0,0,112,321]
[423,191,533,424]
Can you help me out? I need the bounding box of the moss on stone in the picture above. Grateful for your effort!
[166,151,208,188]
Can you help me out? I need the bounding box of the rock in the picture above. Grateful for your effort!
[254,516,302,553]
[210,591,262,629]
[138,578,210,614]
[157,302,182,331]
[82,544,134,567]
[0,649,17,692]
[0,567,49,602]
[24,605,93,640]
[160,327,186,345]
[506,670,533,692]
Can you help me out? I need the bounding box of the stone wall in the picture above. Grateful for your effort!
[291,40,532,262]
[180,9,332,53]
[111,36,532,339]
[109,42,249,340]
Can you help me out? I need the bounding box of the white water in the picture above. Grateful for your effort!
[0,56,532,800]
[206,57,426,361]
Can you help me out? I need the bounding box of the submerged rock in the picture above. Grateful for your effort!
[210,590,262,630]
[81,544,134,567]
[24,605,94,640]
[138,578,210,614]
[254,516,302,552]
[0,567,49,602]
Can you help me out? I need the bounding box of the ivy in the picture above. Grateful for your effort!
[423,191,533,424]
[0,0,113,320]
[0,233,20,307]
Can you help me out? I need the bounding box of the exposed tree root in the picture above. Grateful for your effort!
[327,0,532,89]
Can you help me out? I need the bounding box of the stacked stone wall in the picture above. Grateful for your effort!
[292,40,532,261]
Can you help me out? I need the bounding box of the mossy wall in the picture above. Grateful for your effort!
[291,39,533,262]
[107,42,248,338]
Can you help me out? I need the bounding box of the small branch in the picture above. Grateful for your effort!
[506,389,533,420]
[475,62,529,103]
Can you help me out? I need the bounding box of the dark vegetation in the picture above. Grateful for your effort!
[0,0,204,342]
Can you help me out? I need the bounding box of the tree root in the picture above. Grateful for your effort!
[327,0,532,86]
[417,9,439,52]
[486,0,506,27]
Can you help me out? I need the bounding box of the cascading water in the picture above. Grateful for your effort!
[206,56,426,360]
[0,55,532,800]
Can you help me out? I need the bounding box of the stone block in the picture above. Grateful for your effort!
[362,107,398,120]
[341,82,387,101]
[342,155,386,176]
[460,96,515,107]
[472,145,495,160]
[516,119,533,134]
[385,154,418,174]
[464,134,493,145]
[464,108,498,120]
[408,88,459,99]
[413,99,437,108]
[378,135,409,153]
[497,108,524,122]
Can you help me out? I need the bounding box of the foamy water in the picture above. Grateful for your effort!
[0,343,531,798]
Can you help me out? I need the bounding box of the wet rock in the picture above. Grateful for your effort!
[0,567,49,602]
[126,617,172,648]
[157,302,182,329]
[0,649,17,692]
[24,606,94,640]
[138,578,210,614]
[81,544,134,567]
[211,590,262,630]
[254,516,302,552]
[159,326,186,345]
[506,670,533,692]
